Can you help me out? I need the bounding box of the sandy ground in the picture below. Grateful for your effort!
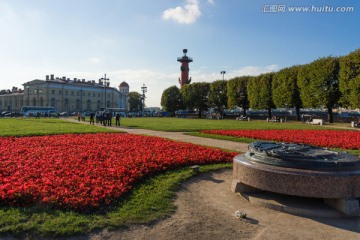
[88,169,261,240]
[85,169,360,240]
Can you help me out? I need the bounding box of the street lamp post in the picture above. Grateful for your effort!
[26,84,30,106]
[220,71,226,80]
[34,87,42,106]
[141,84,147,111]
[100,74,109,110]
[80,89,83,112]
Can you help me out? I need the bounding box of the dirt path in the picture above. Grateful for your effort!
[114,127,249,153]
[87,169,360,240]
[89,169,260,240]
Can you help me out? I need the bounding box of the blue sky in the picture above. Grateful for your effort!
[0,0,359,107]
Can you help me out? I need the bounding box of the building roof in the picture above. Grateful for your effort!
[119,81,129,88]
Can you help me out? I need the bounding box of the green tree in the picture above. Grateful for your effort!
[227,76,250,115]
[272,66,302,120]
[209,80,228,113]
[339,49,360,109]
[297,57,340,123]
[247,73,275,119]
[160,85,183,115]
[128,91,142,112]
[181,82,210,118]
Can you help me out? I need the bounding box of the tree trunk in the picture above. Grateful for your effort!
[268,108,272,119]
[296,106,301,121]
[327,107,334,123]
[198,109,202,118]
[242,108,247,116]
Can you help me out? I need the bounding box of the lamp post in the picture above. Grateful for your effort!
[80,89,83,111]
[100,74,109,110]
[141,83,147,111]
[220,71,226,80]
[34,87,42,106]
[26,84,30,106]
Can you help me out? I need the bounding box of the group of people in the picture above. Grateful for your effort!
[78,111,121,127]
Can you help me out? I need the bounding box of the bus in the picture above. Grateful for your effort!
[21,106,56,117]
[106,108,126,117]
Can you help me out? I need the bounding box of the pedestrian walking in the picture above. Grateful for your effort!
[107,112,112,126]
[89,112,95,125]
[115,113,121,127]
[102,111,107,126]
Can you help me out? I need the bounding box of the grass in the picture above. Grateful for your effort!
[120,117,359,155]
[188,132,360,156]
[0,118,116,136]
[0,163,231,238]
[187,132,255,143]
[120,117,351,132]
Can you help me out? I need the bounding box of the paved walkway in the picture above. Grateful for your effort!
[69,119,249,153]
[117,127,249,152]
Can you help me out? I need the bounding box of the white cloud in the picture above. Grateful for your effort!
[87,58,101,64]
[231,65,279,77]
[207,0,215,4]
[162,0,201,24]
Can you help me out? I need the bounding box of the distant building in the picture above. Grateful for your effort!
[0,74,129,113]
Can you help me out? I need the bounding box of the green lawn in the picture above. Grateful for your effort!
[120,117,351,132]
[0,118,115,136]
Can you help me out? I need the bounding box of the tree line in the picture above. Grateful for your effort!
[160,49,360,123]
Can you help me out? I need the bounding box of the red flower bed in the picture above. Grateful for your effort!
[201,129,360,150]
[0,133,236,211]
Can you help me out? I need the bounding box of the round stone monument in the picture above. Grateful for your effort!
[232,141,360,216]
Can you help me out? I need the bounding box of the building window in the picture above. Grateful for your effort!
[77,92,80,96]
[87,100,91,110]
[107,101,110,108]
[76,99,80,109]
[93,93,95,97]
[52,90,55,94]
[88,93,90,97]
[64,99,69,109]
[97,100,101,110]
[65,91,68,96]
[83,92,85,96]
[71,91,74,96]
[40,97,44,107]
[51,98,56,107]
[59,90,62,95]
[98,93,100,98]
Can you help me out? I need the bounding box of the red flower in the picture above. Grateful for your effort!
[201,129,360,150]
[0,133,236,211]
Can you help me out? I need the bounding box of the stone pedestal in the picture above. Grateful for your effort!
[233,153,360,216]
[324,198,360,216]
